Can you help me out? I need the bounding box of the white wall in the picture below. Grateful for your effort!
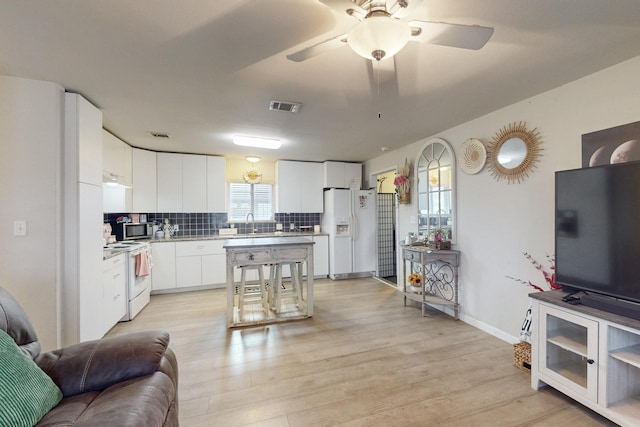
[0,75,64,351]
[365,55,640,343]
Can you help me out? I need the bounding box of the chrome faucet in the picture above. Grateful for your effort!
[246,212,255,234]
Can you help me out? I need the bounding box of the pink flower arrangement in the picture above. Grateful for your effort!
[393,175,409,186]
[394,158,411,194]
[507,252,560,292]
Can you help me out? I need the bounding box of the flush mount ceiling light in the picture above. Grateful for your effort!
[233,135,281,149]
[348,11,411,61]
[246,156,261,163]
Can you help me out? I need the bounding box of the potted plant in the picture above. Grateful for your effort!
[508,252,559,371]
[426,228,451,250]
[407,273,423,292]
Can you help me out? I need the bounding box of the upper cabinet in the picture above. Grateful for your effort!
[323,161,362,189]
[66,94,103,186]
[181,154,207,212]
[156,152,183,211]
[132,148,157,212]
[102,130,132,186]
[276,160,323,213]
[207,156,226,213]
[157,152,225,213]
[102,130,132,213]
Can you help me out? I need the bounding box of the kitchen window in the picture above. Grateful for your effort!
[228,183,273,221]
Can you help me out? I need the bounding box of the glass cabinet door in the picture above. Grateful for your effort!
[539,304,599,403]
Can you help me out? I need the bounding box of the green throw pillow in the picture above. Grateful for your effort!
[0,329,62,427]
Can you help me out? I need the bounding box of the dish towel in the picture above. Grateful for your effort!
[135,249,151,277]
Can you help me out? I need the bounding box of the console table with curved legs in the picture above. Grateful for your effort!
[402,245,460,319]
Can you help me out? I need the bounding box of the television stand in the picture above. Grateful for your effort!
[580,292,640,322]
[530,290,640,427]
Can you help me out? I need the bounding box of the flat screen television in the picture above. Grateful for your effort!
[555,160,640,317]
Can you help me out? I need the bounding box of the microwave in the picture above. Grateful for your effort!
[111,222,153,241]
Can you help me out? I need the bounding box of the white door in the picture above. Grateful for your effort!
[353,190,377,273]
[330,235,352,277]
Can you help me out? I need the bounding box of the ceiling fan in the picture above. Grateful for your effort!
[287,0,494,63]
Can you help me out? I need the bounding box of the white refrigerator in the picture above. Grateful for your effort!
[322,188,377,279]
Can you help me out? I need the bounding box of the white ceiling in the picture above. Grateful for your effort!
[2,0,640,163]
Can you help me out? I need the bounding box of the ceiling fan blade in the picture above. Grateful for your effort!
[408,21,494,50]
[286,33,348,62]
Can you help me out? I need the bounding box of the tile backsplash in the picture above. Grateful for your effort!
[103,212,321,237]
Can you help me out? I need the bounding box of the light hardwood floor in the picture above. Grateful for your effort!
[108,278,615,426]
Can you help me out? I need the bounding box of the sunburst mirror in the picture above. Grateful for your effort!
[487,121,543,184]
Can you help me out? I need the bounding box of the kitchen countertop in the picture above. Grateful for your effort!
[103,248,128,260]
[147,231,328,243]
[222,236,316,249]
[104,232,327,259]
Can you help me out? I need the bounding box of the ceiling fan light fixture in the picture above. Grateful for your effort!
[347,14,411,61]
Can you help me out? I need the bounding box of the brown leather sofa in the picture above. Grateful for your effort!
[0,286,179,426]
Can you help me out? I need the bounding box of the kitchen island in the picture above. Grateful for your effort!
[224,237,314,327]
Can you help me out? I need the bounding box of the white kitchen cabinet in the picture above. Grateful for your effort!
[103,130,133,213]
[276,160,323,213]
[183,154,207,212]
[207,156,226,212]
[313,235,329,277]
[531,292,640,426]
[202,253,227,285]
[157,153,213,213]
[151,242,176,291]
[176,240,226,288]
[76,183,105,342]
[176,256,201,287]
[102,130,132,185]
[157,152,183,212]
[279,235,328,278]
[132,148,157,212]
[322,161,362,189]
[63,93,104,346]
[102,254,127,334]
[67,94,102,186]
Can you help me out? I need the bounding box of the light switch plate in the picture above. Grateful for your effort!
[14,220,27,236]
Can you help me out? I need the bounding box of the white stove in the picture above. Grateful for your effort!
[106,240,152,321]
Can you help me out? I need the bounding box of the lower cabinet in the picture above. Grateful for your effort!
[531,292,640,426]
[150,235,330,293]
[151,242,176,291]
[102,254,127,334]
[269,235,328,278]
[176,241,226,288]
[312,235,328,277]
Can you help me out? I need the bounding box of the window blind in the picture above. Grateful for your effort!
[228,183,273,221]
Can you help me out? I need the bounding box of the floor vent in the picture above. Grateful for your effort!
[269,100,302,113]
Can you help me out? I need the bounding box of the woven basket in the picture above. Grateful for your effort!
[398,191,410,204]
[513,341,531,372]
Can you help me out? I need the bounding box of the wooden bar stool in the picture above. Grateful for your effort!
[238,265,269,321]
[270,262,304,313]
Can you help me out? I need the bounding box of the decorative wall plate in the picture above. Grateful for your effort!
[460,138,487,174]
[243,168,262,184]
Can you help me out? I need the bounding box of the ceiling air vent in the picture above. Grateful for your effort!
[269,100,302,113]
[147,131,171,139]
